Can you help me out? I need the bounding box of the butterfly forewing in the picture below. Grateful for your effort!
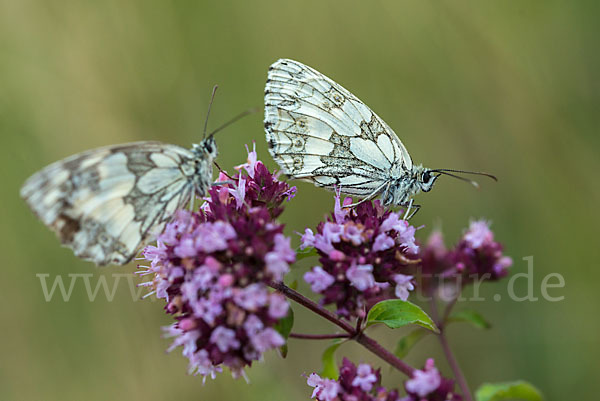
[21,141,206,265]
[264,59,413,196]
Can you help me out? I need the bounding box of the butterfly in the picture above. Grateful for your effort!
[21,138,218,266]
[19,87,252,266]
[264,59,495,218]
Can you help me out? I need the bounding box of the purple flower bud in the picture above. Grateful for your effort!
[142,241,167,268]
[346,264,376,291]
[195,221,236,253]
[300,228,316,249]
[273,233,296,262]
[159,210,193,245]
[307,373,341,401]
[210,326,241,352]
[236,143,258,178]
[494,256,513,277]
[334,189,350,223]
[174,236,196,258]
[283,186,297,201]
[404,358,441,397]
[234,283,269,311]
[379,212,405,233]
[265,252,290,281]
[228,175,246,209]
[250,327,285,353]
[268,293,290,319]
[342,224,363,245]
[373,232,394,252]
[304,266,336,293]
[351,363,378,391]
[328,249,345,261]
[401,358,462,400]
[393,274,415,301]
[313,235,335,254]
[463,220,493,249]
[322,222,343,243]
[243,314,264,336]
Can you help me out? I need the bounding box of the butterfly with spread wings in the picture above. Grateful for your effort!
[264,59,495,217]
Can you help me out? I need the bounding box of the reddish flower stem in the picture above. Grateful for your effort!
[289,333,350,340]
[354,333,414,377]
[269,281,415,377]
[269,281,355,333]
[429,294,474,401]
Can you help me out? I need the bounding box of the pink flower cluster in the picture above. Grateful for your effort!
[308,358,461,401]
[139,146,296,380]
[419,220,513,293]
[302,194,419,319]
[401,359,462,401]
[307,358,399,401]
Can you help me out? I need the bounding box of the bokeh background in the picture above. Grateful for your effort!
[1,1,598,400]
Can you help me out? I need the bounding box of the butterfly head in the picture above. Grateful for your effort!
[193,135,218,159]
[415,167,440,193]
[202,135,218,158]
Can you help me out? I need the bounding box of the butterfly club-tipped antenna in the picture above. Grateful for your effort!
[202,84,261,140]
[208,107,260,138]
[430,168,498,189]
[208,107,260,177]
[202,85,219,140]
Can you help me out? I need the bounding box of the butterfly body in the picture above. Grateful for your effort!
[380,164,439,207]
[21,137,217,265]
[264,58,440,212]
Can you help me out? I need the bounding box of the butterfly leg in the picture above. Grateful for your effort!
[342,181,389,209]
[403,201,421,220]
[211,180,235,186]
[189,187,196,210]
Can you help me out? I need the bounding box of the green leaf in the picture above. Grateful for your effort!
[366,299,439,333]
[476,381,544,401]
[296,248,319,260]
[274,307,294,358]
[394,329,429,359]
[320,341,343,379]
[278,343,289,358]
[448,309,491,330]
[287,279,299,291]
[274,307,294,339]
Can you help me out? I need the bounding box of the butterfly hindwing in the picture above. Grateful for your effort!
[264,59,413,195]
[21,141,198,265]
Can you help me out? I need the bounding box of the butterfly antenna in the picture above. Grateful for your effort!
[434,171,481,188]
[203,85,219,139]
[213,161,236,181]
[431,168,498,182]
[208,107,260,137]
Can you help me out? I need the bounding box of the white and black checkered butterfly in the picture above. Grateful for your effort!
[21,138,217,265]
[264,59,496,217]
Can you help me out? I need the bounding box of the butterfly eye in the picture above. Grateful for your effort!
[204,143,213,153]
[422,171,431,183]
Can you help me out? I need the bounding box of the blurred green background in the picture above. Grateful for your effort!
[1,1,598,400]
